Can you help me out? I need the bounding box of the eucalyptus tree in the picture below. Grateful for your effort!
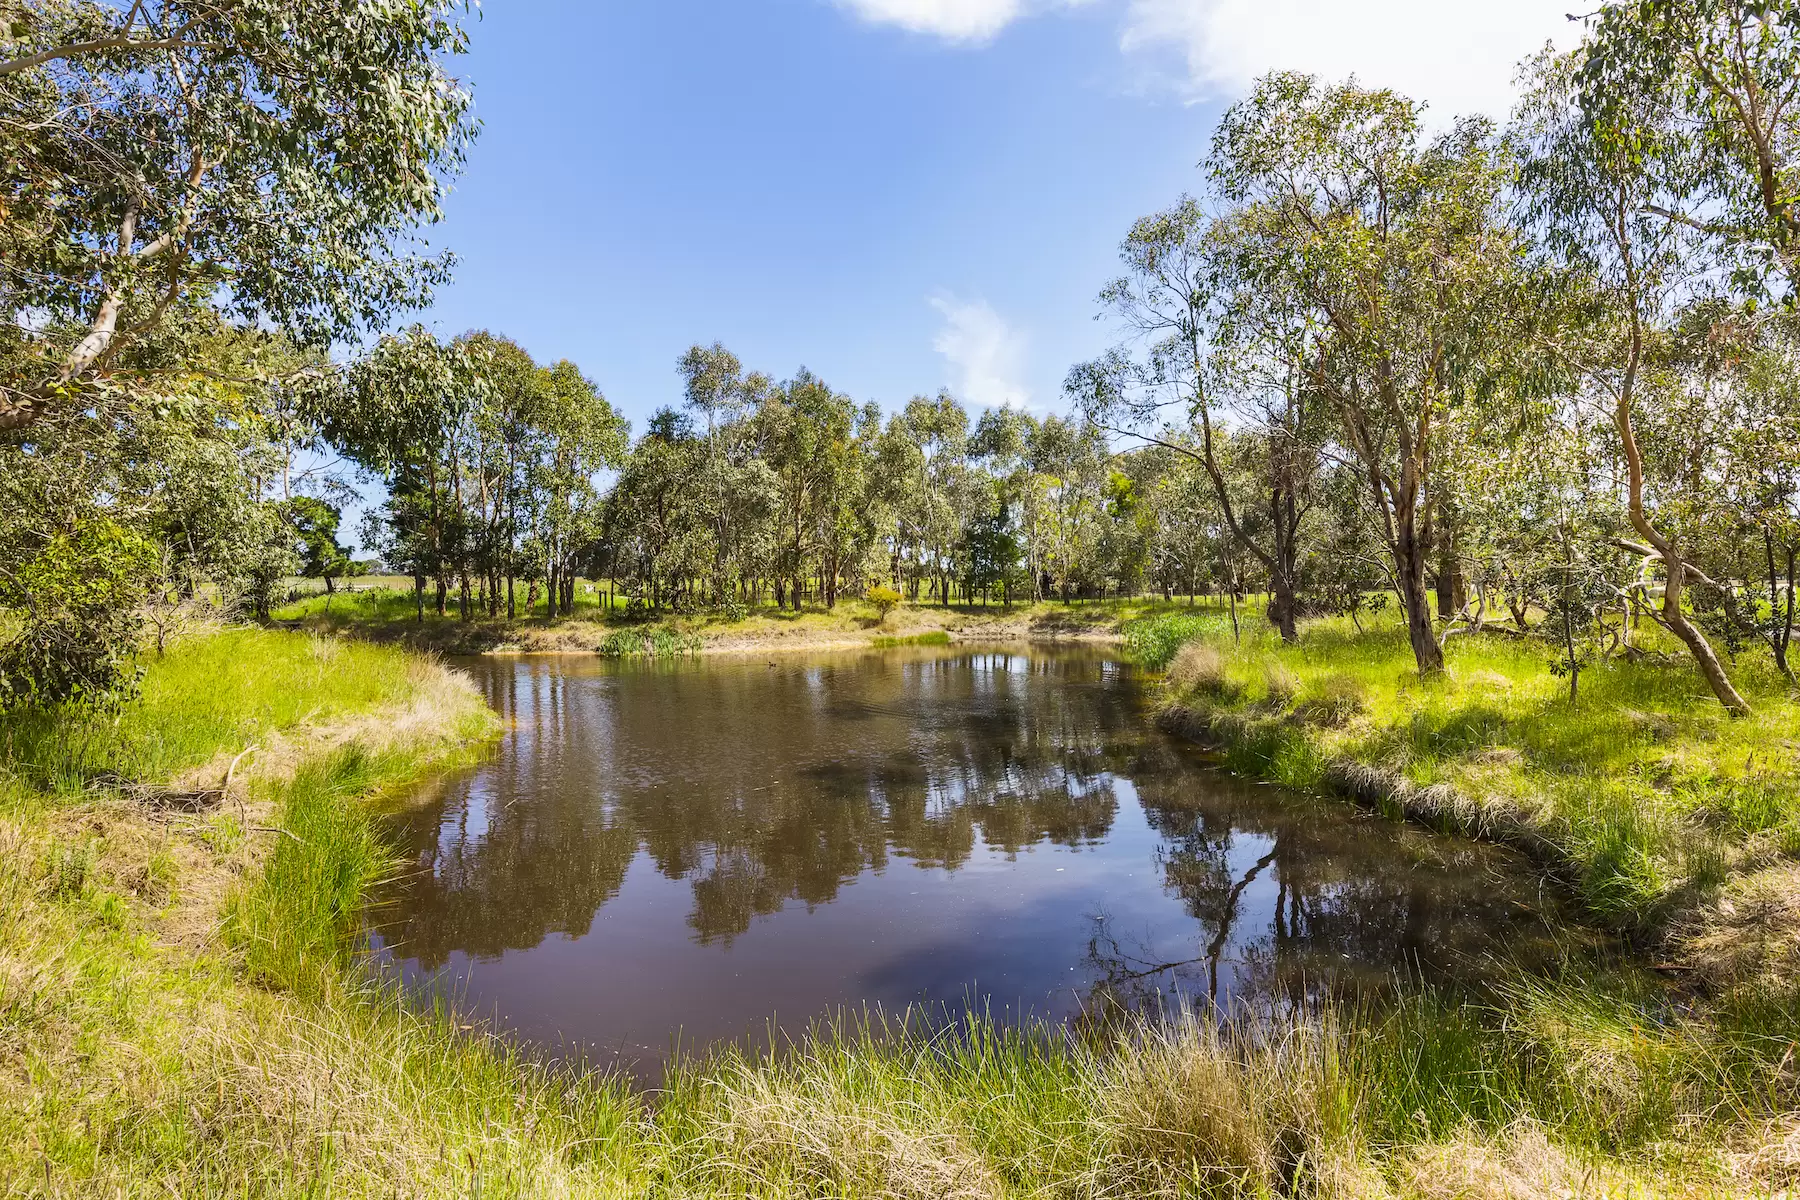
[0,0,476,431]
[970,406,1042,597]
[679,343,766,603]
[1520,52,1756,714]
[892,393,975,605]
[1208,73,1524,673]
[1578,0,1800,301]
[1025,416,1112,602]
[1131,441,1223,602]
[285,497,354,598]
[757,370,859,610]
[1722,319,1800,677]
[527,360,628,617]
[603,408,708,610]
[327,326,469,620]
[1071,194,1331,640]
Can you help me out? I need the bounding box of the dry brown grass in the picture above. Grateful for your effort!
[1685,864,1800,991]
[686,1059,1008,1199]
[1399,1123,1645,1199]
[1168,641,1234,697]
[1727,1116,1800,1192]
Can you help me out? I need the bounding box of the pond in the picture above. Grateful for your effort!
[370,645,1580,1077]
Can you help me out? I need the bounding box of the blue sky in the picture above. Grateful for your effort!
[409,0,1577,431]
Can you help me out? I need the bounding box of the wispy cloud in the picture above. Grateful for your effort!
[1119,0,1577,118]
[930,294,1030,408]
[834,0,1025,42]
[834,0,1096,44]
[836,0,1575,117]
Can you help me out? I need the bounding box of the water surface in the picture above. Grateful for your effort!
[373,646,1574,1074]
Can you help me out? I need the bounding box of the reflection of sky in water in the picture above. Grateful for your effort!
[371,646,1585,1077]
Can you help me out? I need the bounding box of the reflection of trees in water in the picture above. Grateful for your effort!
[381,783,640,969]
[1080,746,1563,1021]
[381,651,1140,961]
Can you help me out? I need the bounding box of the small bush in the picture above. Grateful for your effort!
[866,584,903,623]
[43,838,96,901]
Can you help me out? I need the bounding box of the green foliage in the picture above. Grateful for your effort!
[0,0,477,429]
[285,497,353,590]
[0,517,155,709]
[866,583,903,619]
[1123,610,1233,670]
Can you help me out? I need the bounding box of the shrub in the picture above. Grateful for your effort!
[0,518,156,710]
[866,584,903,622]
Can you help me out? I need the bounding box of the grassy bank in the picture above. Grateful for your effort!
[3,624,1795,1195]
[1130,610,1800,976]
[270,583,1179,656]
[1120,607,1800,1190]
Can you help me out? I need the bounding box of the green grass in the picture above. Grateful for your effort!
[598,626,705,657]
[274,580,1222,649]
[0,627,420,795]
[1136,609,1800,935]
[869,629,953,647]
[1123,609,1237,669]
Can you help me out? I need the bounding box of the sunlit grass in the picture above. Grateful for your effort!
[1135,606,1800,930]
[272,580,1225,639]
[0,627,426,797]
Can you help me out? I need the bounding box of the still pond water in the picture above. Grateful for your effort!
[371,646,1573,1075]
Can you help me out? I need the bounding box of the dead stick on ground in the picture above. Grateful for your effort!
[222,744,259,795]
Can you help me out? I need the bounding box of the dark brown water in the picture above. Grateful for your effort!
[370,646,1575,1074]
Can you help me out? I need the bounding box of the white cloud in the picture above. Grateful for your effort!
[836,0,1100,43]
[835,0,1028,42]
[838,0,1576,117]
[930,294,1030,408]
[1120,0,1576,118]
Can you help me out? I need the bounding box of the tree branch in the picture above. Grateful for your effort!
[0,36,216,78]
